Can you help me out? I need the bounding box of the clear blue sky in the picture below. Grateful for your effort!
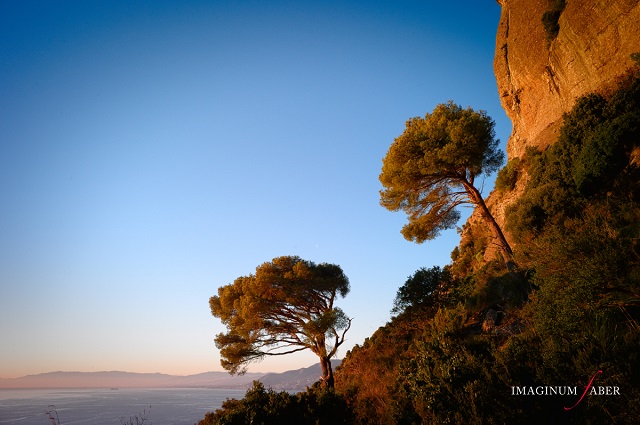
[0,0,510,378]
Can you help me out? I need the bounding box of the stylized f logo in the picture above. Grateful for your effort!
[564,370,602,411]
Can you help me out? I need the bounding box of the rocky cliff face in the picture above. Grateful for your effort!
[494,0,640,159]
[463,0,640,265]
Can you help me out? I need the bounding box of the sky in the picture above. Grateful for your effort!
[0,0,510,379]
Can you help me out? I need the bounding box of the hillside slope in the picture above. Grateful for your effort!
[334,2,640,423]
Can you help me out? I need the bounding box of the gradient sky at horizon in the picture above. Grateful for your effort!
[0,0,510,379]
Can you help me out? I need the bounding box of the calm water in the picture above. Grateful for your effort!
[0,388,247,425]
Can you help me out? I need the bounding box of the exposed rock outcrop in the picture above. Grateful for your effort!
[482,309,504,333]
[462,0,640,265]
[494,0,640,158]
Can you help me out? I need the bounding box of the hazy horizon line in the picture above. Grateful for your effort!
[0,360,337,381]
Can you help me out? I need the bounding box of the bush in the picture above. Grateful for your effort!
[501,70,640,423]
[327,69,640,425]
[198,381,352,425]
[465,261,529,311]
[495,158,522,193]
[392,266,454,315]
[507,71,640,241]
[336,314,423,425]
[401,305,513,425]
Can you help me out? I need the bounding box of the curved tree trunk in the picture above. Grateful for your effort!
[463,182,516,271]
[319,357,334,388]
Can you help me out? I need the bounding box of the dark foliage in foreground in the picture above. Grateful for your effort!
[200,69,640,425]
[198,381,351,425]
[335,69,640,424]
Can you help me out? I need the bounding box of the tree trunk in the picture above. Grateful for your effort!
[319,357,334,388]
[464,182,516,271]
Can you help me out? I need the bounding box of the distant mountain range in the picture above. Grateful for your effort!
[259,360,341,391]
[0,360,341,392]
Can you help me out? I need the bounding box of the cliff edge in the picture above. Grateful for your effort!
[494,0,640,159]
[461,0,640,266]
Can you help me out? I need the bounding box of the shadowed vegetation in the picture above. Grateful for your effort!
[203,70,640,424]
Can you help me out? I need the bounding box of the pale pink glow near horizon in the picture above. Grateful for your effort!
[0,0,509,379]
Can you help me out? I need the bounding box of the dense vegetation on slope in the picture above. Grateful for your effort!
[337,69,640,424]
[200,70,640,425]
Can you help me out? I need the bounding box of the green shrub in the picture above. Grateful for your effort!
[506,71,640,241]
[198,381,352,425]
[495,158,522,193]
[465,261,529,311]
[392,266,454,315]
[331,70,640,425]
[336,315,423,425]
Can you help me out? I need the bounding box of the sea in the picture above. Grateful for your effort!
[0,388,247,425]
